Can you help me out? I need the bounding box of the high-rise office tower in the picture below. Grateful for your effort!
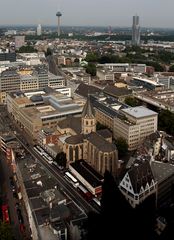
[132,15,140,46]
[15,36,25,49]
[56,11,62,37]
[37,24,42,36]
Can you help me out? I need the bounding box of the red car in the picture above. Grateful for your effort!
[2,204,10,223]
[19,223,25,233]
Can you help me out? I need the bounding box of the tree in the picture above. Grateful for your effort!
[146,61,165,72]
[115,137,128,158]
[55,152,67,167]
[125,96,140,107]
[0,221,13,240]
[85,52,99,62]
[86,63,96,76]
[169,64,174,72]
[17,45,37,53]
[45,47,52,57]
[158,110,174,135]
[96,122,107,130]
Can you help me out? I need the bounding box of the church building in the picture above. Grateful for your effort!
[58,96,118,176]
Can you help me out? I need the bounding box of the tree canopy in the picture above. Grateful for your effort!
[17,45,37,53]
[55,152,67,168]
[158,110,174,135]
[96,122,107,130]
[124,96,140,107]
[45,47,53,57]
[168,64,174,72]
[85,62,96,76]
[115,137,128,158]
[0,221,13,240]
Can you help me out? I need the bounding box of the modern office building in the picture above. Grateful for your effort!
[0,67,65,103]
[134,89,174,112]
[37,24,42,36]
[0,52,16,62]
[0,70,21,103]
[132,15,140,46]
[15,36,25,49]
[97,63,146,73]
[114,106,158,150]
[132,77,165,91]
[7,89,83,139]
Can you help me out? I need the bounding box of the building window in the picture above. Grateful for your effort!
[86,121,88,125]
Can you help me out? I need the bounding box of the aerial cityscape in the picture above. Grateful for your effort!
[1,1,174,240]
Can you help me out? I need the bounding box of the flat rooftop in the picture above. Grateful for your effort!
[10,89,83,120]
[122,106,157,118]
[70,160,103,188]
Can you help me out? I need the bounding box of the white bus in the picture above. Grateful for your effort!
[92,197,101,207]
[33,146,43,155]
[64,171,79,187]
[34,146,53,164]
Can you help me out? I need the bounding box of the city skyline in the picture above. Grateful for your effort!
[0,0,174,28]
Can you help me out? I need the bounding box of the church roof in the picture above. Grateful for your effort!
[65,134,84,145]
[81,96,95,118]
[97,129,112,139]
[86,132,116,152]
[58,116,81,134]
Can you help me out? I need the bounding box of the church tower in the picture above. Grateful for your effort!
[81,96,96,134]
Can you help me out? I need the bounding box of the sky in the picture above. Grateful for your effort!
[0,0,174,28]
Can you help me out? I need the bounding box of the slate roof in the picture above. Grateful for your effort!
[97,129,112,139]
[128,159,154,194]
[103,85,132,97]
[75,83,101,98]
[65,131,116,152]
[81,96,95,118]
[58,116,81,134]
[65,134,84,145]
[86,132,116,152]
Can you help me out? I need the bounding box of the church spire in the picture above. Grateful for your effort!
[81,95,96,134]
[81,95,95,118]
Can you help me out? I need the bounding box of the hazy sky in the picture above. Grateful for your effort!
[0,0,174,28]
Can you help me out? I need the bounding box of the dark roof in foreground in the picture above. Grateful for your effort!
[128,159,155,194]
[70,160,103,187]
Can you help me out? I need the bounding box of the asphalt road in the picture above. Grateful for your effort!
[2,104,100,215]
[15,134,99,214]
[0,152,23,240]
